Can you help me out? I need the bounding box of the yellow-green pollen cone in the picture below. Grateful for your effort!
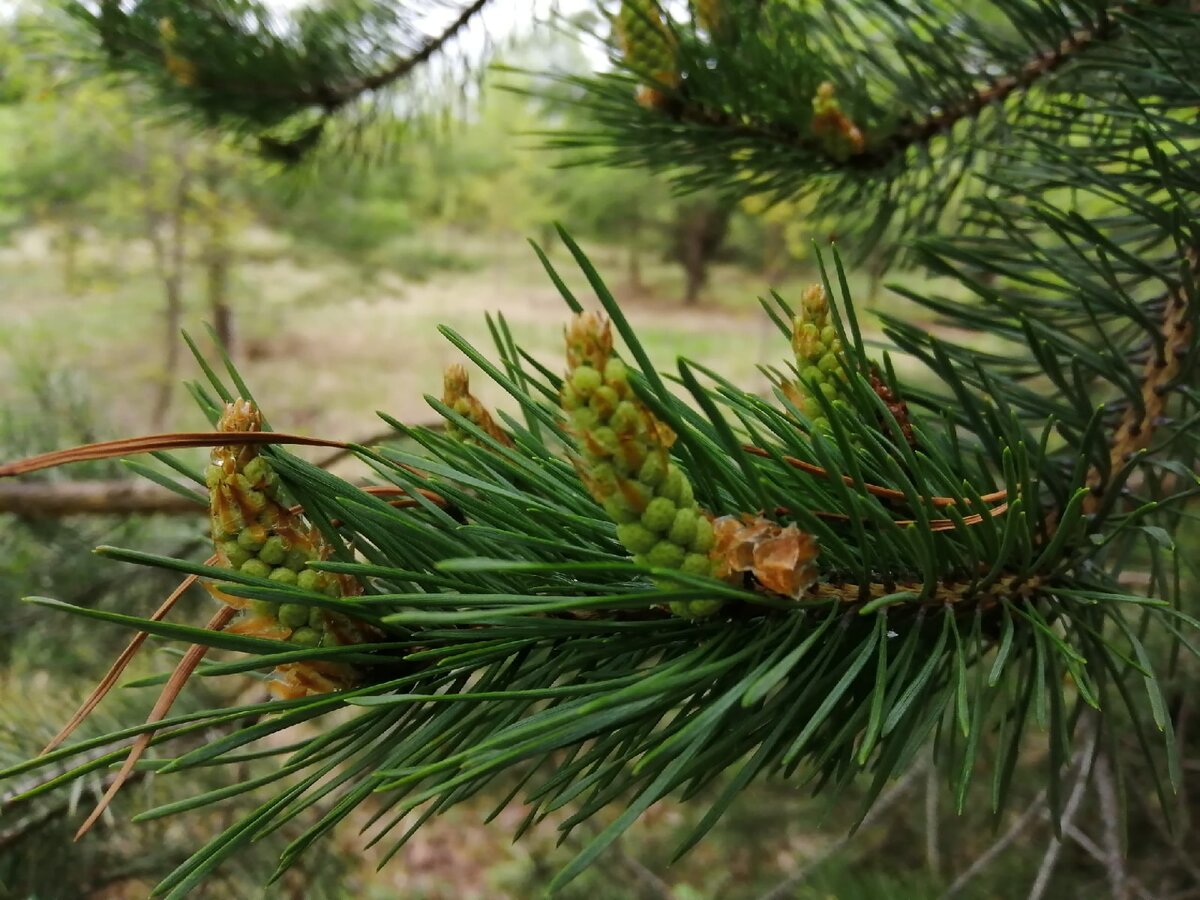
[786,284,850,431]
[560,313,721,618]
[616,0,679,106]
[207,400,376,695]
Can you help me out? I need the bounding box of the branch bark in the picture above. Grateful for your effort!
[1084,247,1197,514]
[322,0,495,111]
[0,480,201,517]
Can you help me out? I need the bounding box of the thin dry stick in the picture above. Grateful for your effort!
[1062,825,1152,900]
[74,603,237,839]
[925,749,942,878]
[612,835,674,900]
[1027,730,1100,900]
[313,425,441,469]
[1093,750,1130,900]
[942,723,1099,899]
[755,762,927,900]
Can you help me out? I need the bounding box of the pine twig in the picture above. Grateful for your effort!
[1093,750,1130,900]
[1062,825,1150,900]
[1027,725,1101,900]
[322,0,495,112]
[670,0,1161,170]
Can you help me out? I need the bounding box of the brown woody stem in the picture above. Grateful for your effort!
[1084,248,1197,513]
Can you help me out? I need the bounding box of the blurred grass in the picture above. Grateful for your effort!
[0,225,991,465]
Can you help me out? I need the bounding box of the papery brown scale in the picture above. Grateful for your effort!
[710,515,748,579]
[752,525,820,599]
[617,477,652,515]
[710,515,820,599]
[646,417,677,451]
[615,433,648,473]
[227,614,293,640]
[202,580,253,612]
[582,430,611,459]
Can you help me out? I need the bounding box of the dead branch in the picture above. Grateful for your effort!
[0,480,201,517]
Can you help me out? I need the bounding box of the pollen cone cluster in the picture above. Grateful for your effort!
[442,364,514,448]
[784,284,850,431]
[207,399,377,697]
[559,313,721,618]
[616,0,679,109]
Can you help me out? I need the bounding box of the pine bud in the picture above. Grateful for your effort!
[442,364,514,448]
[289,627,322,648]
[811,82,866,161]
[158,17,198,88]
[560,313,722,618]
[786,284,849,430]
[268,567,298,586]
[239,558,272,580]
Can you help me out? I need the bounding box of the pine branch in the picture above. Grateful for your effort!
[7,0,1200,872]
[666,0,1158,173]
[66,0,500,159]
[321,0,495,112]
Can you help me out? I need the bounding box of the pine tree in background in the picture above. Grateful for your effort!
[2,1,1199,897]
